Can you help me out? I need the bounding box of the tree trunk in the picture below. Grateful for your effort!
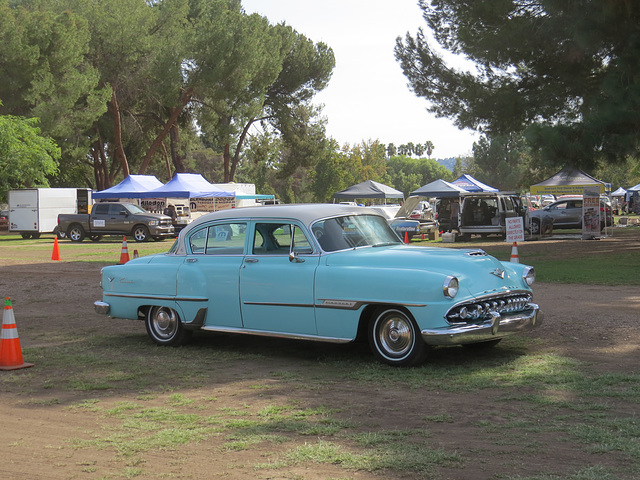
[223,143,231,182]
[139,88,193,174]
[228,117,255,182]
[108,91,130,177]
[169,124,186,173]
[160,141,172,179]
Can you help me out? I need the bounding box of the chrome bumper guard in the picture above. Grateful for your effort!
[421,303,543,346]
[94,301,110,315]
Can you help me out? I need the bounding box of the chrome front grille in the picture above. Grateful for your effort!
[446,292,533,324]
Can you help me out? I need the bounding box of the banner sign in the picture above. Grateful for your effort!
[582,186,601,239]
[506,217,525,243]
[190,196,235,212]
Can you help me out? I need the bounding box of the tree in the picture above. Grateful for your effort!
[395,1,640,169]
[0,0,109,186]
[470,133,530,191]
[0,112,60,202]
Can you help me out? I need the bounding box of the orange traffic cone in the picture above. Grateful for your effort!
[404,231,410,244]
[119,237,130,264]
[0,298,34,371]
[51,237,61,261]
[133,249,139,259]
[510,242,519,263]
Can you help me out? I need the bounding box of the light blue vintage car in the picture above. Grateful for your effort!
[95,204,543,366]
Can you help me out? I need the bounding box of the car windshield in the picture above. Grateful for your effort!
[312,214,402,252]
[124,204,148,214]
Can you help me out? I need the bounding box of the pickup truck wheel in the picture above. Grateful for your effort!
[368,308,429,367]
[133,225,150,242]
[67,224,86,242]
[145,306,191,346]
[54,226,66,239]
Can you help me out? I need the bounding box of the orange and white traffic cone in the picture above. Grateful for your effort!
[404,231,410,244]
[510,242,519,263]
[119,237,130,264]
[51,237,61,261]
[0,298,35,371]
[133,249,139,259]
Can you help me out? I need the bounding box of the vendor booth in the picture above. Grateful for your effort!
[334,180,404,203]
[92,175,164,199]
[452,174,498,192]
[530,168,607,195]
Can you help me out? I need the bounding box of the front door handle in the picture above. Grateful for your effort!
[245,258,259,263]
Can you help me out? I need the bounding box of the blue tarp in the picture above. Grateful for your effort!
[138,173,235,198]
[452,174,498,192]
[92,175,164,199]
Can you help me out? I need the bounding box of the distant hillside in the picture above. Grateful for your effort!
[436,157,457,172]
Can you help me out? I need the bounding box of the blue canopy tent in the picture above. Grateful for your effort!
[138,173,235,198]
[452,174,498,192]
[92,175,164,199]
[411,179,466,197]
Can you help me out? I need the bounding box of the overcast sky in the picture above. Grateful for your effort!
[241,0,478,158]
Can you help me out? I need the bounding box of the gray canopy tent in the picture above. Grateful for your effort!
[411,179,467,197]
[334,180,403,202]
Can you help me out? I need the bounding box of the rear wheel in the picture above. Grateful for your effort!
[67,224,86,242]
[145,306,191,346]
[368,308,428,367]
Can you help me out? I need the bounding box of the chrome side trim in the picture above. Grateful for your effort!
[103,292,208,302]
[422,303,543,346]
[243,301,314,308]
[200,325,353,344]
[316,299,427,310]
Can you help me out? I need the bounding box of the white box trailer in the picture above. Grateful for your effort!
[9,188,92,239]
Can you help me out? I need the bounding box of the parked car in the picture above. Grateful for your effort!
[458,192,526,240]
[94,204,543,367]
[528,196,612,231]
[370,197,438,240]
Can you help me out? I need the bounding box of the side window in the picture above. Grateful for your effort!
[189,228,207,254]
[252,223,313,255]
[503,197,514,211]
[110,204,127,215]
[93,204,109,215]
[205,222,247,255]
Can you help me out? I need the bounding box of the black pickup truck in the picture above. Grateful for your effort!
[57,203,175,242]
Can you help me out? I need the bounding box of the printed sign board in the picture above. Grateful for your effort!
[506,217,525,243]
[582,186,601,239]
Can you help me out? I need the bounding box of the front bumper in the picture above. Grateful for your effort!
[149,225,175,237]
[421,303,543,346]
[94,301,110,315]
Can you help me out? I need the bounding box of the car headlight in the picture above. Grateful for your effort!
[443,275,459,298]
[523,266,535,287]
[148,220,159,226]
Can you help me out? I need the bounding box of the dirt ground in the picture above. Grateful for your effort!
[0,231,639,479]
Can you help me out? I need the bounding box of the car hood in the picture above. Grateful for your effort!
[324,245,529,295]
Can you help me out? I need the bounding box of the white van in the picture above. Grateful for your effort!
[458,192,524,240]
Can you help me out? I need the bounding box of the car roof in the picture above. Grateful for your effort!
[184,203,378,232]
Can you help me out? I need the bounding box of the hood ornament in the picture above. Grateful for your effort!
[490,268,505,279]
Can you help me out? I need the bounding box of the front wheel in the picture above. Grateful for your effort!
[145,306,191,346]
[132,225,150,242]
[368,308,428,367]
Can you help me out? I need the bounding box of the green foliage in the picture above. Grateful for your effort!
[0,113,60,202]
[395,1,640,169]
[386,155,453,197]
